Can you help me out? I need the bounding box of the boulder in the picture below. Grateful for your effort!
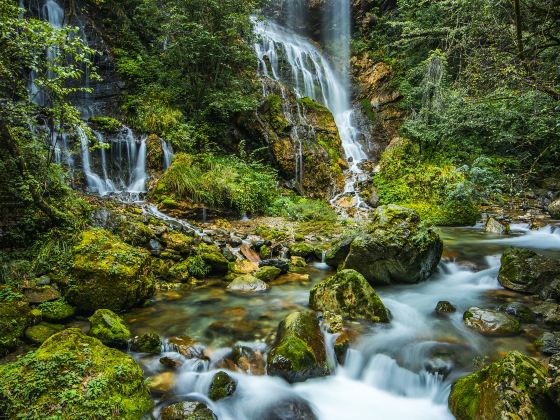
[227,275,270,294]
[259,259,290,274]
[208,371,237,401]
[229,259,259,275]
[148,371,176,394]
[548,199,560,218]
[194,243,229,275]
[23,285,61,303]
[161,231,196,256]
[0,286,32,355]
[485,217,510,234]
[463,307,521,336]
[67,229,155,312]
[499,302,536,322]
[289,242,315,258]
[131,332,162,353]
[159,401,216,420]
[328,205,443,285]
[448,351,550,419]
[255,265,282,282]
[88,309,131,348]
[435,301,456,315]
[24,322,64,345]
[260,397,318,420]
[537,332,560,355]
[533,302,560,325]
[0,329,152,418]
[38,298,75,321]
[498,248,560,301]
[267,311,329,383]
[309,269,389,322]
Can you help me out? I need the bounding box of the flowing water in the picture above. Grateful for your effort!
[126,225,560,419]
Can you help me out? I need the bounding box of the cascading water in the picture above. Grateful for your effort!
[254,6,368,209]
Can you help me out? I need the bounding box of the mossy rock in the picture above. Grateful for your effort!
[67,228,155,313]
[208,371,237,401]
[463,307,521,336]
[160,401,216,420]
[161,231,197,256]
[38,298,75,321]
[194,243,229,275]
[0,328,152,418]
[23,285,61,303]
[332,205,443,285]
[498,248,560,301]
[309,269,389,322]
[25,322,65,345]
[448,351,551,419]
[255,266,282,282]
[88,309,131,348]
[267,311,329,383]
[130,332,161,353]
[88,116,123,134]
[289,242,315,258]
[229,259,259,275]
[0,285,32,356]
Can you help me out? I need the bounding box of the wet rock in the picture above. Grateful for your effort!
[36,275,51,286]
[0,329,152,418]
[168,336,206,359]
[195,243,229,275]
[435,301,456,315]
[255,266,282,282]
[533,302,560,324]
[448,351,550,419]
[222,248,237,262]
[309,269,389,322]
[88,309,131,348]
[159,400,216,420]
[498,302,536,322]
[131,332,162,353]
[24,322,64,345]
[548,199,560,218]
[160,356,183,369]
[289,242,315,258]
[227,275,270,294]
[537,332,560,355]
[0,286,32,355]
[229,236,243,247]
[23,285,60,304]
[424,356,454,378]
[485,217,510,234]
[148,371,176,394]
[206,320,261,341]
[267,311,329,383]
[463,307,521,336]
[498,248,560,301]
[259,259,290,274]
[149,239,162,256]
[290,256,307,268]
[260,397,318,420]
[208,371,237,400]
[271,273,310,285]
[328,205,443,285]
[229,259,259,274]
[231,345,266,375]
[67,229,155,312]
[38,298,75,321]
[161,231,196,256]
[549,353,560,408]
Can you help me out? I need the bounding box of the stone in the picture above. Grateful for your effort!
[448,351,550,419]
[267,311,329,383]
[23,285,60,304]
[328,205,443,285]
[498,302,536,322]
[160,356,183,369]
[259,258,290,273]
[260,397,318,420]
[463,307,521,336]
[88,309,131,348]
[290,256,307,268]
[208,371,237,401]
[161,231,196,256]
[0,329,152,418]
[435,301,456,315]
[533,302,560,324]
[255,265,282,282]
[537,332,560,355]
[0,286,32,355]
[548,199,560,218]
[168,336,205,359]
[498,248,560,301]
[67,229,155,312]
[289,242,315,258]
[194,243,229,275]
[38,298,75,321]
[230,259,259,274]
[24,322,64,345]
[309,269,389,322]
[227,275,270,294]
[130,332,162,353]
[485,217,510,234]
[159,401,216,420]
[148,371,176,394]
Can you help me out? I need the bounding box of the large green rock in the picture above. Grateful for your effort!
[67,228,155,312]
[498,248,560,301]
[448,351,550,419]
[0,285,32,355]
[38,298,75,321]
[255,265,282,282]
[289,242,316,258]
[267,311,329,383]
[328,205,443,285]
[309,269,389,322]
[24,322,65,345]
[0,328,152,418]
[88,309,132,348]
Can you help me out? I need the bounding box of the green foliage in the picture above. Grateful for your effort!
[267,196,338,222]
[88,117,123,134]
[152,153,279,215]
[184,255,211,278]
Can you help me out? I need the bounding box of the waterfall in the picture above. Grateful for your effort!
[78,127,108,195]
[161,139,175,170]
[254,17,367,205]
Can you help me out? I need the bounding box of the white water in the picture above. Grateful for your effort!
[161,138,175,170]
[254,18,367,205]
[485,224,560,250]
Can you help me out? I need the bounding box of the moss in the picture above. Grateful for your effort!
[208,371,237,401]
[67,228,155,313]
[130,332,161,353]
[255,266,282,282]
[194,243,229,275]
[269,335,317,372]
[0,328,152,418]
[256,225,289,241]
[38,298,75,321]
[0,285,32,355]
[161,231,196,256]
[88,309,132,348]
[88,116,123,134]
[168,255,211,281]
[24,322,65,345]
[289,242,315,258]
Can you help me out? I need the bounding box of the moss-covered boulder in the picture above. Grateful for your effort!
[329,205,443,285]
[88,309,131,348]
[309,269,389,322]
[448,351,551,419]
[38,298,75,321]
[289,242,315,258]
[255,265,282,282]
[0,328,152,418]
[160,401,216,420]
[131,332,162,353]
[227,274,270,294]
[463,307,521,336]
[161,231,197,256]
[194,243,229,275]
[208,371,237,401]
[0,285,32,355]
[67,228,155,312]
[267,311,329,383]
[498,248,560,301]
[24,322,65,345]
[23,284,61,303]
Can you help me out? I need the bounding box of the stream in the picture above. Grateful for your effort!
[125,224,560,419]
